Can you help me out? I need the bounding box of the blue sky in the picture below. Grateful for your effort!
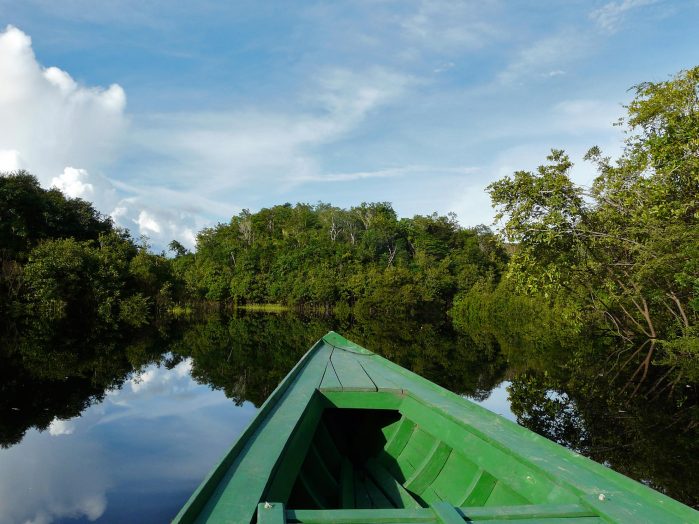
[1,0,698,249]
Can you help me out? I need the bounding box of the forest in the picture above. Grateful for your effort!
[1,66,697,393]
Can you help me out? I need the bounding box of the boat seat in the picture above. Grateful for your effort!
[257,502,602,523]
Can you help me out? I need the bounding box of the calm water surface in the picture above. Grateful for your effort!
[0,312,696,522]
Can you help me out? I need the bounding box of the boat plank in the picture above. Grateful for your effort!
[404,441,451,496]
[286,508,436,523]
[359,357,405,393]
[365,458,421,509]
[354,470,374,508]
[265,394,329,502]
[383,417,415,458]
[285,505,602,523]
[457,503,597,519]
[364,474,394,508]
[319,357,342,391]
[313,421,342,478]
[330,349,377,391]
[460,469,497,506]
[299,470,328,509]
[340,458,354,509]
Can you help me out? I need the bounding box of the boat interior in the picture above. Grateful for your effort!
[271,394,587,514]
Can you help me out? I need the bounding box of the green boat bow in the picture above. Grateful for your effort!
[174,332,698,524]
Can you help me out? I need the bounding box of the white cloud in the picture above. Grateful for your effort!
[129,358,194,395]
[401,0,501,52]
[0,148,25,171]
[551,99,625,134]
[51,167,119,211]
[111,199,203,249]
[0,25,127,183]
[0,431,109,524]
[590,0,657,32]
[128,67,415,202]
[497,32,587,85]
[136,210,162,235]
[296,165,477,183]
[48,418,76,436]
[0,25,213,249]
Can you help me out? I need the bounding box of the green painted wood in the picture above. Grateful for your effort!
[364,474,394,508]
[340,458,354,509]
[456,503,596,520]
[468,519,602,524]
[308,444,339,494]
[431,502,464,524]
[329,348,377,391]
[359,358,405,393]
[383,417,416,458]
[265,394,329,503]
[322,390,403,410]
[257,503,287,524]
[365,458,421,509]
[430,450,480,505]
[421,486,444,505]
[396,426,436,483]
[319,331,696,524]
[354,471,373,509]
[298,471,328,509]
[173,339,331,524]
[319,356,342,390]
[287,508,437,523]
[286,504,601,523]
[322,332,374,355]
[461,470,497,506]
[404,441,452,496]
[312,421,342,480]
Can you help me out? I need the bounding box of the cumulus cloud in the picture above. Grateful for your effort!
[111,199,202,249]
[0,25,127,182]
[129,358,194,395]
[590,0,657,32]
[51,167,119,211]
[0,25,206,249]
[48,418,76,436]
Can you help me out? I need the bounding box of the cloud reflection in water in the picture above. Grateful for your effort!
[0,359,255,523]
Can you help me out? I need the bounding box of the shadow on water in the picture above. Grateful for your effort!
[0,309,697,512]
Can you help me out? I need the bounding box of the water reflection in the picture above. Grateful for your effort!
[0,310,696,523]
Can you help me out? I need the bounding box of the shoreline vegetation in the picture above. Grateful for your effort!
[1,66,697,404]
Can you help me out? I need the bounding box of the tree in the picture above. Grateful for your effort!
[487,67,699,393]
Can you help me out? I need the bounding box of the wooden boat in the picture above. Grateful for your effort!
[173,332,698,524]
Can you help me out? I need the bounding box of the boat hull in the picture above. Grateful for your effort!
[174,332,699,524]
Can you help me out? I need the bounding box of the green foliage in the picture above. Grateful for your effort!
[0,172,183,326]
[182,202,504,314]
[119,293,151,327]
[486,67,699,390]
[0,171,113,260]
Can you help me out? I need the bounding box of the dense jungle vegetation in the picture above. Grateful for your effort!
[1,66,697,398]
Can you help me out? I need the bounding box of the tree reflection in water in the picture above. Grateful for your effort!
[0,310,696,508]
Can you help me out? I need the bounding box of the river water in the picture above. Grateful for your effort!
[0,311,696,522]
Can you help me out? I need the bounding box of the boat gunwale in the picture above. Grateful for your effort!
[172,336,329,523]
